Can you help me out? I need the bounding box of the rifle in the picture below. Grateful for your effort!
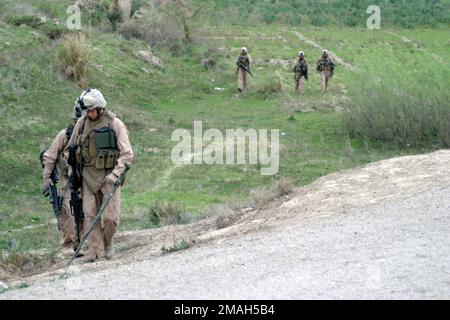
[296,62,308,81]
[66,165,130,269]
[39,150,63,230]
[67,144,84,246]
[236,60,255,78]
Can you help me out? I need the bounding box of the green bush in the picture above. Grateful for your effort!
[288,13,302,26]
[310,15,328,27]
[342,15,359,27]
[118,20,144,40]
[211,0,450,28]
[6,15,43,28]
[161,240,190,254]
[40,23,68,40]
[262,10,277,24]
[344,68,450,148]
[257,77,283,98]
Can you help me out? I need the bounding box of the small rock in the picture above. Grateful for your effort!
[145,147,160,153]
[137,50,164,69]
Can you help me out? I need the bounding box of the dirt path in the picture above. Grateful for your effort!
[287,30,355,70]
[2,150,450,298]
[2,177,450,299]
[384,31,446,64]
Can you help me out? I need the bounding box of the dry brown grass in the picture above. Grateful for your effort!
[204,204,239,230]
[0,249,58,280]
[250,177,295,209]
[58,33,89,87]
[273,177,295,197]
[147,201,184,227]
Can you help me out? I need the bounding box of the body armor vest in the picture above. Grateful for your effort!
[76,111,119,192]
[318,58,334,72]
[237,55,250,69]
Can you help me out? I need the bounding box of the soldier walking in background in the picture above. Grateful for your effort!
[316,49,336,94]
[236,47,252,92]
[292,51,308,92]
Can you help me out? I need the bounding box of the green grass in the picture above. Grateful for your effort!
[161,240,191,254]
[0,1,449,258]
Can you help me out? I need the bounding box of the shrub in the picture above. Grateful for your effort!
[0,241,58,278]
[343,67,450,148]
[107,0,123,31]
[288,13,302,26]
[310,15,328,27]
[147,201,184,227]
[118,7,184,51]
[250,177,295,209]
[161,240,190,254]
[257,77,283,98]
[58,33,89,87]
[118,20,144,40]
[273,177,294,197]
[6,15,43,28]
[41,23,68,40]
[342,15,359,27]
[204,204,238,229]
[250,186,276,209]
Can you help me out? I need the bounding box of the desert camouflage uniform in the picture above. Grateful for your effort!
[65,89,133,261]
[293,51,308,92]
[316,50,336,94]
[236,47,252,92]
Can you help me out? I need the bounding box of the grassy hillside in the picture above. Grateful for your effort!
[0,0,449,269]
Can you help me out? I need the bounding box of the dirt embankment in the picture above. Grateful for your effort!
[3,150,450,287]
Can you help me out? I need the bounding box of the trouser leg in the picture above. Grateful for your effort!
[82,180,104,259]
[59,194,77,249]
[100,182,121,247]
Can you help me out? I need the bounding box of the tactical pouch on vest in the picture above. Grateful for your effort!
[94,126,118,169]
[95,150,106,169]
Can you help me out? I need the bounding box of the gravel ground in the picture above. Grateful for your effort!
[2,185,449,300]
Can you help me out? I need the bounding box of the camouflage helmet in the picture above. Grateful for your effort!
[77,88,107,111]
[241,47,248,55]
[298,51,305,57]
[72,98,87,120]
[322,49,329,56]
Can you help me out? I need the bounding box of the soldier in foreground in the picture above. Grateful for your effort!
[65,89,133,263]
[41,101,86,252]
[236,47,253,92]
[316,49,336,94]
[292,51,308,92]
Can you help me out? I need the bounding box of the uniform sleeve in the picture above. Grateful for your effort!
[43,129,66,179]
[111,118,134,178]
[248,55,253,64]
